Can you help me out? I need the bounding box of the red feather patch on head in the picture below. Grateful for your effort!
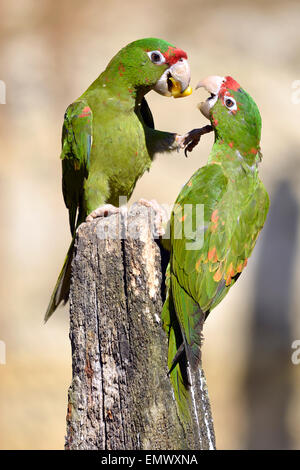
[163,46,187,65]
[220,76,241,97]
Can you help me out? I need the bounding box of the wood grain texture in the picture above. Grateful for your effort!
[65,203,215,450]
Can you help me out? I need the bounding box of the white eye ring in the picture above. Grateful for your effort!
[224,96,237,112]
[147,50,166,65]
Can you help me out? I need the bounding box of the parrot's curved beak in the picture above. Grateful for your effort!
[154,59,192,98]
[196,75,225,118]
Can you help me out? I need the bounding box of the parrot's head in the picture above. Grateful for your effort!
[197,76,261,153]
[107,38,192,98]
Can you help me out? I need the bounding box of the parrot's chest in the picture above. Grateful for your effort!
[90,110,151,203]
[222,176,258,230]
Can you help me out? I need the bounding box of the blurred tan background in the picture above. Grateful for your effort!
[0,0,300,449]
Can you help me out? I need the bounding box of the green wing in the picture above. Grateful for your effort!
[164,164,269,424]
[162,164,228,423]
[61,100,93,235]
[169,164,228,369]
[45,101,92,321]
[169,165,269,371]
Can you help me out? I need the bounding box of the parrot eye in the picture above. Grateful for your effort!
[224,96,237,111]
[147,50,166,65]
[225,98,234,107]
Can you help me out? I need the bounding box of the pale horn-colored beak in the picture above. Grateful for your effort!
[154,59,192,98]
[196,75,225,118]
[196,75,225,95]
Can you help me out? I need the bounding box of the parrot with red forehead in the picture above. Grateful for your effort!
[162,75,269,422]
[45,38,192,321]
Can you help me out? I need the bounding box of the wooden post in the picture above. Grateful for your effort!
[65,203,215,450]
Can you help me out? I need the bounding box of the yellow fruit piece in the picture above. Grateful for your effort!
[170,78,192,98]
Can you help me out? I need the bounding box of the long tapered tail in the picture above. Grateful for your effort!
[44,238,75,322]
[161,292,192,425]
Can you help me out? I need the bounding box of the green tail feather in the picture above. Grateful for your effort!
[161,294,192,425]
[44,238,75,322]
[171,274,204,370]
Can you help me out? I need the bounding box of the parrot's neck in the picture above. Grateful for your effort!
[211,122,261,168]
[208,138,261,178]
[86,63,150,109]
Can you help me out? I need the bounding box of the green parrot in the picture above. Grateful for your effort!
[45,38,192,322]
[161,75,269,423]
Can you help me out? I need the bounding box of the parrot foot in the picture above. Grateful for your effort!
[178,125,213,157]
[138,198,168,237]
[86,204,126,222]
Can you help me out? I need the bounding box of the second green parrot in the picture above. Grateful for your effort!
[162,75,269,423]
[45,37,192,321]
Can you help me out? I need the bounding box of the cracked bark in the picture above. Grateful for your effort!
[65,203,215,450]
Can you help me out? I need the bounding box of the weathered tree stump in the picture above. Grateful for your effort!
[65,203,215,450]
